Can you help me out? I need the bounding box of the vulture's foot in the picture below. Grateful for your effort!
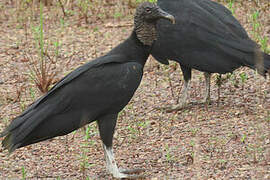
[104,145,146,179]
[119,168,145,174]
[203,96,211,105]
[167,103,187,112]
[155,102,187,112]
[112,168,146,179]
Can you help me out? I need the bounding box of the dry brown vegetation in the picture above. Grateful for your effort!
[0,0,269,179]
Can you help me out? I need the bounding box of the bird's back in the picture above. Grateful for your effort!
[152,0,258,73]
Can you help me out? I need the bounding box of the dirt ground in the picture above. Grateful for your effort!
[0,0,269,179]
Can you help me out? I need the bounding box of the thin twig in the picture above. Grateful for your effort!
[58,0,66,17]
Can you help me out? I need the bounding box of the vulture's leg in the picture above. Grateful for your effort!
[203,72,211,104]
[178,65,191,108]
[165,65,191,112]
[179,77,190,107]
[216,74,222,106]
[162,65,191,112]
[97,114,144,178]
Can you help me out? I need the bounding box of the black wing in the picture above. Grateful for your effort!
[0,55,118,135]
[1,55,143,152]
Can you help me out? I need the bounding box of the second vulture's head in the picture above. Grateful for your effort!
[134,2,175,46]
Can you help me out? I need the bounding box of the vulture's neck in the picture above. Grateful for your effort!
[107,18,157,66]
[107,31,151,66]
[134,20,157,46]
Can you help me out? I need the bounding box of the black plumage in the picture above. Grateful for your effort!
[151,0,270,110]
[0,2,175,178]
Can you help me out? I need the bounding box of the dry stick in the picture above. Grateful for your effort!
[24,52,44,93]
[57,0,66,17]
[93,31,98,58]
[24,21,27,41]
[24,53,40,80]
[44,52,59,91]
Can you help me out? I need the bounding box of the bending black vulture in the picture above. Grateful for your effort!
[0,3,175,178]
[151,0,270,110]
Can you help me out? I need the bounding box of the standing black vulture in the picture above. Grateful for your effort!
[0,2,175,178]
[151,0,270,110]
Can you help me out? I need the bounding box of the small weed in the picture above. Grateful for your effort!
[136,120,149,136]
[219,159,227,164]
[165,144,173,163]
[29,87,36,100]
[21,166,26,180]
[77,0,92,24]
[259,36,269,53]
[190,128,199,137]
[250,10,269,53]
[227,0,235,15]
[23,2,64,94]
[190,140,195,151]
[84,125,91,140]
[20,101,27,112]
[84,124,98,141]
[229,73,240,88]
[53,41,60,57]
[27,2,55,93]
[135,0,157,3]
[241,134,247,143]
[79,144,95,178]
[127,125,138,138]
[114,12,123,19]
[239,72,248,90]
[251,11,260,38]
[244,142,264,163]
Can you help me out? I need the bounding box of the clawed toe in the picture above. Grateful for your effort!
[203,98,211,105]
[120,173,146,179]
[119,168,145,174]
[154,103,187,112]
[113,168,146,179]
[166,104,185,112]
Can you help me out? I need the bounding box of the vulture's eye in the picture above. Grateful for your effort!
[146,7,151,13]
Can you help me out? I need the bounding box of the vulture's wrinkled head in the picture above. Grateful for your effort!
[134,2,175,46]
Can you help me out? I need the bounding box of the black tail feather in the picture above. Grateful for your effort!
[1,133,10,149]
[0,104,54,153]
[2,130,21,153]
[253,50,270,77]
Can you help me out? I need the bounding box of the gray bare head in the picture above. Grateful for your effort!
[134,2,175,46]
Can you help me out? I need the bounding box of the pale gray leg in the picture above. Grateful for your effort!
[103,145,122,178]
[203,72,211,104]
[180,78,190,107]
[165,79,190,112]
[103,145,144,178]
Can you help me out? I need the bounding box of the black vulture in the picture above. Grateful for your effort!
[0,2,175,178]
[151,0,270,110]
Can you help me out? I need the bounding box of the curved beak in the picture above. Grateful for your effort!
[157,8,176,24]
